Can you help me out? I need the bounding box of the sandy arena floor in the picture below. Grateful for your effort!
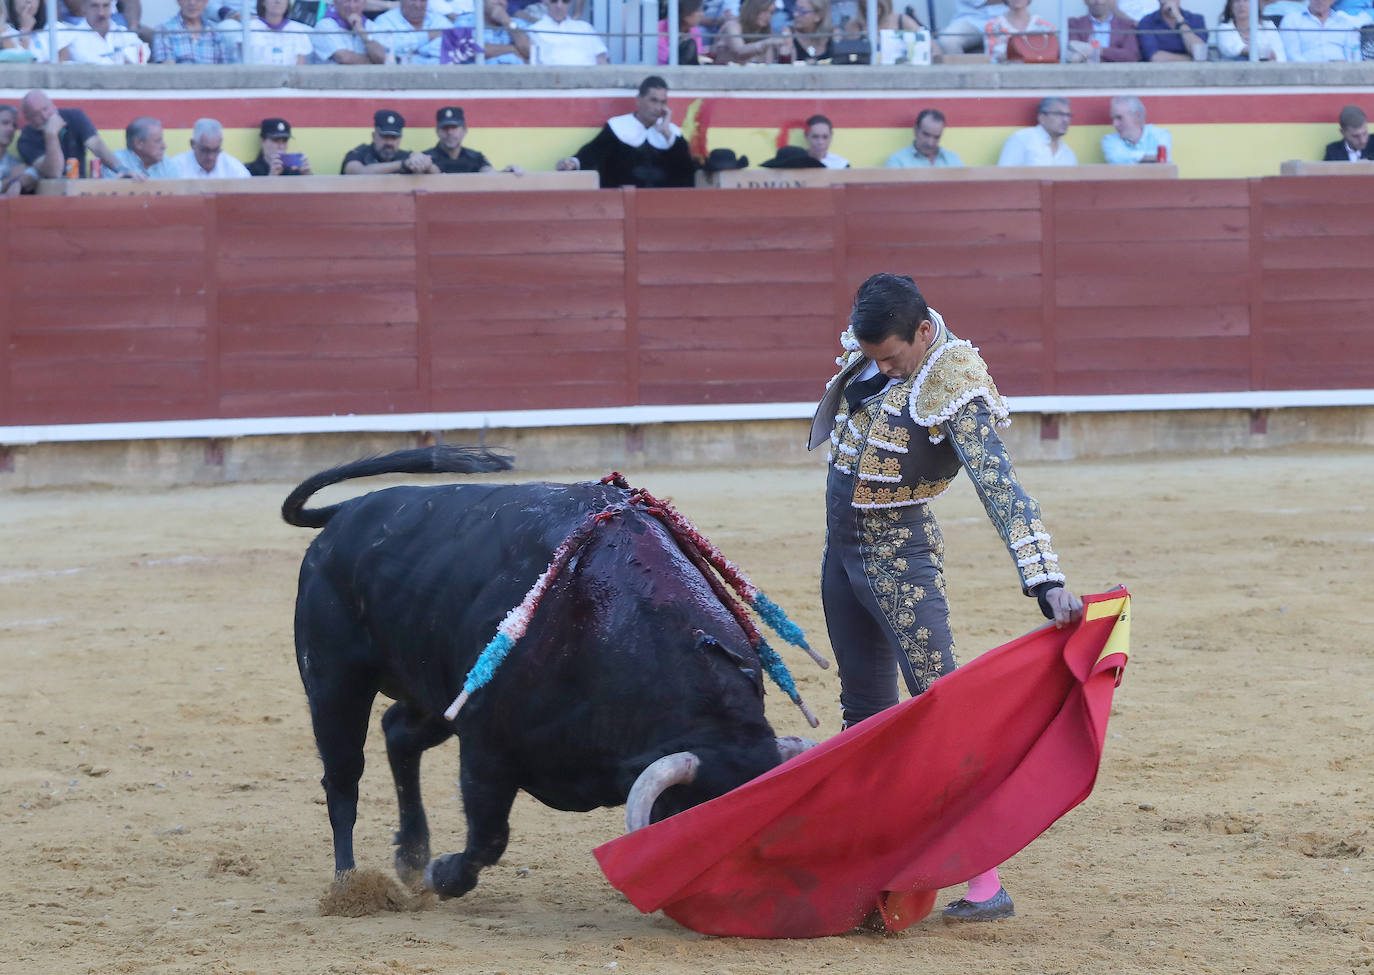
[2,446,1371,975]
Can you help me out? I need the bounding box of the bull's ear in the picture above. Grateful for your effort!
[694,631,764,694]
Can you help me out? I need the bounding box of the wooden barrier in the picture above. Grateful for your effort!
[36,171,601,196]
[1278,160,1374,177]
[2,175,1372,429]
[706,164,1179,189]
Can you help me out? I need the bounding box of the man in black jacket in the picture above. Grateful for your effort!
[1322,105,1374,161]
[554,75,695,188]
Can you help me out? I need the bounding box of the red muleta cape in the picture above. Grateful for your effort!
[594,587,1131,938]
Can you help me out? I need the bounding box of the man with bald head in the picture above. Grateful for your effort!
[16,89,142,180]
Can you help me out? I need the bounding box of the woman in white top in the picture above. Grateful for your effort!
[1215,0,1286,59]
[2,0,50,60]
[983,0,1054,62]
[243,0,313,63]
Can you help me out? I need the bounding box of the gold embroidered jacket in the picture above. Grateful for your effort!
[820,318,1066,594]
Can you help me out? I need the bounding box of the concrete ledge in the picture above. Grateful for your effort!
[3,61,1373,93]
[2,406,1371,490]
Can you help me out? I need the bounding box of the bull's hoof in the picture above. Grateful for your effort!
[423,854,477,900]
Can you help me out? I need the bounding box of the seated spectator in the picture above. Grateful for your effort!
[371,0,448,62]
[786,0,834,62]
[844,0,920,35]
[526,0,607,64]
[341,109,437,174]
[805,115,849,169]
[449,0,529,63]
[247,117,312,175]
[1067,0,1140,61]
[1332,0,1371,23]
[240,0,313,63]
[1102,95,1172,163]
[997,96,1077,167]
[17,89,140,180]
[1,104,33,195]
[426,105,522,173]
[1215,0,1286,57]
[101,116,171,178]
[555,76,695,188]
[1279,0,1362,59]
[59,0,148,62]
[712,0,785,62]
[939,0,1006,54]
[984,0,1057,62]
[1136,0,1207,60]
[1323,104,1374,160]
[658,0,706,63]
[152,0,234,61]
[165,118,251,178]
[3,0,51,61]
[312,0,388,62]
[885,107,963,167]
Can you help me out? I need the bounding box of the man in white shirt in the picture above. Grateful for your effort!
[311,0,389,62]
[165,118,252,179]
[58,0,148,63]
[805,115,850,170]
[998,97,1078,168]
[526,0,607,64]
[371,0,451,63]
[1279,0,1363,60]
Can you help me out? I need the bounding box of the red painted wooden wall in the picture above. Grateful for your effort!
[2,178,1372,428]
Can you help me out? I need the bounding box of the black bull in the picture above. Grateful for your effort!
[282,447,801,898]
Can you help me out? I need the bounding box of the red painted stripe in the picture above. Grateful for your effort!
[68,89,1356,132]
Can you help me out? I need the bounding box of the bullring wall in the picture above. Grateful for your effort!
[3,176,1373,430]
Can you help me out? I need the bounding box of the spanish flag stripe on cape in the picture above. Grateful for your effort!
[594,587,1131,938]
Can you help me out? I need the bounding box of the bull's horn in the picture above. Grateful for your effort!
[624,752,701,833]
[775,736,818,763]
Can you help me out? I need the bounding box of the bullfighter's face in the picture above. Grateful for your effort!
[859,322,937,381]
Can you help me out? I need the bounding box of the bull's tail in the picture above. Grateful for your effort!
[281,445,514,529]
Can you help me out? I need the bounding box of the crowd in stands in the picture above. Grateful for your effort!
[1,76,1370,195]
[1,0,1370,63]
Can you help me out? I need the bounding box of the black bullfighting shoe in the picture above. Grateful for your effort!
[941,887,1015,922]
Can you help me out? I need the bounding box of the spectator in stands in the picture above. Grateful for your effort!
[101,116,171,178]
[805,115,849,169]
[658,0,706,63]
[1067,0,1140,60]
[997,96,1077,167]
[165,118,251,178]
[152,0,235,61]
[555,75,695,188]
[1136,0,1207,60]
[712,0,786,62]
[526,0,608,64]
[312,0,389,62]
[1279,0,1362,60]
[2,0,48,61]
[1323,104,1374,160]
[425,105,522,173]
[247,117,312,176]
[843,0,920,37]
[59,0,147,62]
[786,0,834,62]
[371,0,449,62]
[984,0,1057,62]
[939,0,1006,54]
[241,0,313,63]
[1,104,34,195]
[1215,0,1287,56]
[886,108,963,167]
[450,0,529,63]
[17,89,138,180]
[1102,95,1172,163]
[699,0,739,43]
[342,109,437,174]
